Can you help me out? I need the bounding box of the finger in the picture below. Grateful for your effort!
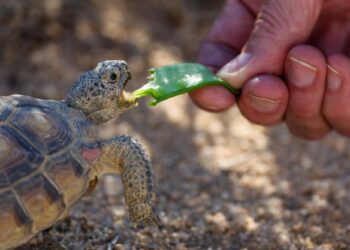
[197,0,256,70]
[308,1,350,55]
[193,0,258,111]
[238,74,288,125]
[189,86,236,112]
[323,54,350,137]
[218,0,324,88]
[285,45,330,140]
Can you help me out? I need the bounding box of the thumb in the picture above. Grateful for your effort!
[218,0,324,88]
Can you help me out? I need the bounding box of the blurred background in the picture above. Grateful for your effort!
[2,0,350,249]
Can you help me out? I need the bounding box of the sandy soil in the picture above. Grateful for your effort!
[1,1,350,249]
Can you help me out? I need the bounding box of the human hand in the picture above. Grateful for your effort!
[190,0,350,139]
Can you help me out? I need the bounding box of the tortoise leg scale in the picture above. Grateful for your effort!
[90,135,161,228]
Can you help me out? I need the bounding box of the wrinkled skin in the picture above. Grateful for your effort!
[65,60,160,228]
[191,0,350,139]
[65,60,135,124]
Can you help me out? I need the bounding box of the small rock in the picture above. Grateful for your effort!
[204,212,230,232]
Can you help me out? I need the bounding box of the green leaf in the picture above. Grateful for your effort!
[132,63,240,106]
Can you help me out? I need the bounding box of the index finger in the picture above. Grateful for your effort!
[191,0,258,111]
[197,0,258,70]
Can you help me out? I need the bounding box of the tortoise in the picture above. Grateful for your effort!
[0,60,160,250]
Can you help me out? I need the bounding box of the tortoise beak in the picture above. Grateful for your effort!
[119,91,138,110]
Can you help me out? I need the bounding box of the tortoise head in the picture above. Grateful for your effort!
[65,60,137,124]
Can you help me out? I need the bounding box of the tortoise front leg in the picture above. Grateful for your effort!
[91,135,161,227]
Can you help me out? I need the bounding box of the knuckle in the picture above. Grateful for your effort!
[256,1,292,37]
[253,0,320,43]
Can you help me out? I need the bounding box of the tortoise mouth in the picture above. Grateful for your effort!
[87,90,137,114]
[117,91,138,110]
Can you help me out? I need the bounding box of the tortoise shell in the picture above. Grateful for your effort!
[0,95,98,249]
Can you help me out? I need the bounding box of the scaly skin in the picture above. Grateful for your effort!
[65,60,161,227]
[65,60,134,124]
[0,60,160,250]
[91,136,161,227]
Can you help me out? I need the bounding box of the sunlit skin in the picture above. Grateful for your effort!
[190,0,350,140]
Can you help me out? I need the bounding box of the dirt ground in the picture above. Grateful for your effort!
[2,1,350,249]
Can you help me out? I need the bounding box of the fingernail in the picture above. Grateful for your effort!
[217,53,253,88]
[201,104,221,111]
[288,56,317,87]
[327,65,342,91]
[250,94,280,113]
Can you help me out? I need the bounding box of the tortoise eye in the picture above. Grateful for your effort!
[108,71,120,82]
[110,73,117,81]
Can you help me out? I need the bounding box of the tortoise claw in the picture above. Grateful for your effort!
[135,208,163,230]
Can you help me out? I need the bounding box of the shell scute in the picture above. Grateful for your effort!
[0,99,13,121]
[0,94,97,249]
[0,191,31,248]
[14,173,65,232]
[10,107,73,155]
[0,172,8,189]
[11,95,48,109]
[0,126,44,188]
[45,152,89,206]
